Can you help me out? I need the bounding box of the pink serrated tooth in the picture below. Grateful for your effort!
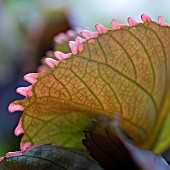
[44,58,60,68]
[14,118,24,136]
[8,103,24,113]
[75,36,86,44]
[6,151,23,158]
[54,51,64,60]
[80,30,98,39]
[16,86,33,97]
[24,73,38,85]
[141,14,152,22]
[68,41,78,55]
[54,33,69,44]
[95,24,108,34]
[75,36,86,52]
[158,16,170,26]
[54,51,72,61]
[62,53,72,59]
[112,19,119,29]
[127,17,140,26]
[111,19,126,30]
[66,29,77,37]
[20,142,31,151]
[0,157,4,162]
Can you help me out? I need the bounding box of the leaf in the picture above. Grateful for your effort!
[83,117,170,170]
[83,117,141,170]
[0,144,103,170]
[10,14,170,152]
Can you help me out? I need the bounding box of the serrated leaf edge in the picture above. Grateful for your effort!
[8,14,170,150]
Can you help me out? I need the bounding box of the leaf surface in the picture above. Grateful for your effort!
[0,144,103,170]
[83,117,170,170]
[83,117,141,170]
[12,16,170,152]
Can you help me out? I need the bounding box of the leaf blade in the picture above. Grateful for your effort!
[12,16,170,152]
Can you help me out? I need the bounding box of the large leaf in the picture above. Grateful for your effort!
[10,14,170,152]
[156,112,170,153]
[83,117,170,170]
[0,144,103,170]
[83,117,141,170]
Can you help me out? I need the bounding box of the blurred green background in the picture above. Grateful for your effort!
[0,0,170,157]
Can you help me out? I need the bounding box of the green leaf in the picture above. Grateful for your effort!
[11,15,170,152]
[0,144,103,170]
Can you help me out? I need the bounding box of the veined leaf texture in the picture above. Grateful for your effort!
[9,14,170,153]
[0,144,103,170]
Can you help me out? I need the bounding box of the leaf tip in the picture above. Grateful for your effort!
[127,17,140,26]
[80,30,98,39]
[8,103,24,113]
[75,36,86,52]
[14,118,24,136]
[54,51,72,61]
[158,16,170,26]
[44,58,60,68]
[24,73,38,85]
[111,19,126,30]
[68,40,78,55]
[16,86,33,97]
[141,14,152,22]
[95,23,108,34]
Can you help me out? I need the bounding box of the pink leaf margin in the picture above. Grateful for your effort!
[8,14,170,150]
[0,144,60,163]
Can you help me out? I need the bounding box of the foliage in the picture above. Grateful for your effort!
[4,14,170,169]
[0,144,103,170]
[83,117,170,170]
